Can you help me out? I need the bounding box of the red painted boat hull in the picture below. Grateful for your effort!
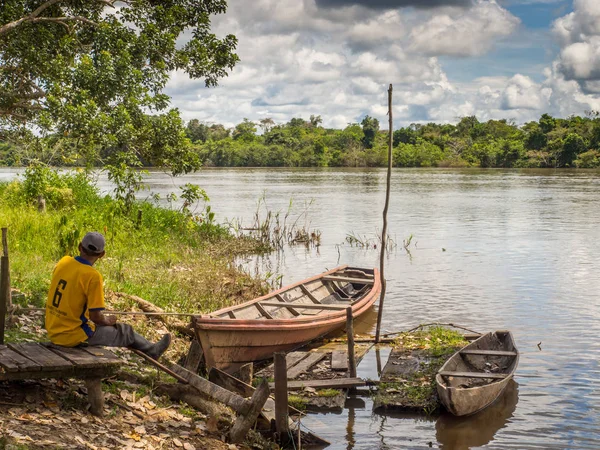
[193,266,381,370]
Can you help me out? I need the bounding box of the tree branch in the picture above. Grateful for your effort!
[0,0,113,36]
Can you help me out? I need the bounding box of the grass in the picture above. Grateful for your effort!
[0,171,268,313]
[374,327,468,414]
[316,389,341,398]
[288,395,308,411]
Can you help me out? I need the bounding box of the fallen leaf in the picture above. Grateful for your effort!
[134,425,146,435]
[183,443,195,450]
[173,438,183,447]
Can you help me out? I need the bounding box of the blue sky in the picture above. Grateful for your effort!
[165,0,600,128]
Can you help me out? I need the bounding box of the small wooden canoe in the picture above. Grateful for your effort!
[193,265,381,370]
[436,331,519,416]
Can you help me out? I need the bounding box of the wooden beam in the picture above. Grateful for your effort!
[254,302,274,319]
[166,362,251,414]
[229,380,270,444]
[438,371,507,379]
[323,276,374,285]
[274,295,300,316]
[269,377,366,391]
[460,349,517,357]
[287,352,327,379]
[0,255,9,345]
[260,302,348,311]
[184,338,204,373]
[331,350,348,371]
[299,284,321,304]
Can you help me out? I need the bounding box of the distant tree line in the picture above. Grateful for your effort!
[182,113,600,169]
[2,113,600,169]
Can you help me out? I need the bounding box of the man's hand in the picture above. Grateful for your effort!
[90,310,117,326]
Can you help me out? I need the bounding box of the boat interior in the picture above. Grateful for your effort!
[210,267,376,320]
[439,331,518,389]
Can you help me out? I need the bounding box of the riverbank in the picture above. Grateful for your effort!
[0,170,279,448]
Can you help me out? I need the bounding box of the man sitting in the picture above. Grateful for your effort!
[45,232,171,359]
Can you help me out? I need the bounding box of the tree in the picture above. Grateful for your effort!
[232,118,257,142]
[186,119,209,143]
[0,0,238,174]
[258,118,275,134]
[309,115,323,128]
[361,115,379,149]
[558,133,586,167]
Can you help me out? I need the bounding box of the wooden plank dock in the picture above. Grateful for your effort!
[0,342,122,416]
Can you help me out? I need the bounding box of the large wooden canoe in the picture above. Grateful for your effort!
[436,331,519,416]
[193,266,381,370]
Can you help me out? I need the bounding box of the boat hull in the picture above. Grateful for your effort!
[193,266,381,370]
[436,331,519,416]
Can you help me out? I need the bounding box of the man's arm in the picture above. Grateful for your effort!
[89,310,117,326]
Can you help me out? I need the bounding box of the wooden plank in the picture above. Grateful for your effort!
[438,371,507,379]
[0,366,118,382]
[80,346,120,362]
[460,349,517,356]
[331,350,348,370]
[287,352,327,379]
[166,362,251,414]
[255,302,274,319]
[260,302,347,311]
[46,345,117,369]
[208,367,303,416]
[269,377,365,391]
[8,343,73,371]
[299,284,322,304]
[184,338,204,373]
[0,345,41,372]
[230,380,270,443]
[322,276,374,285]
[274,295,299,316]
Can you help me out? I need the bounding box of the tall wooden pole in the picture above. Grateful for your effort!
[375,85,393,343]
[0,228,9,345]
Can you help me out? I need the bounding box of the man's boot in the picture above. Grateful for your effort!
[130,333,172,360]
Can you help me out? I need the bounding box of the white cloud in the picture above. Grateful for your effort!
[501,75,550,110]
[409,0,520,57]
[162,0,600,129]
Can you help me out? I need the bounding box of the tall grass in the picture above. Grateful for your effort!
[0,169,266,312]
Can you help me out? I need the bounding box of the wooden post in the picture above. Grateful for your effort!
[346,307,357,378]
[0,256,7,345]
[274,352,290,436]
[136,209,143,229]
[375,84,393,343]
[229,380,270,444]
[0,228,9,345]
[37,195,46,213]
[85,378,105,417]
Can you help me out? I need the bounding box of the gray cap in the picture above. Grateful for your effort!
[81,232,105,254]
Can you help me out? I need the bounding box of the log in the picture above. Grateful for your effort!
[166,362,251,414]
[208,367,303,416]
[155,383,234,419]
[229,380,270,444]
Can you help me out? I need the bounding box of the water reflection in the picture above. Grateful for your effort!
[436,380,519,450]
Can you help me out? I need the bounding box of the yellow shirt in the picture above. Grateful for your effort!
[45,256,106,347]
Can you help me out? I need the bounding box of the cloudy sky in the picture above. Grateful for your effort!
[165,0,600,129]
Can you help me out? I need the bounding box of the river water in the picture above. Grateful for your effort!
[3,167,600,449]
